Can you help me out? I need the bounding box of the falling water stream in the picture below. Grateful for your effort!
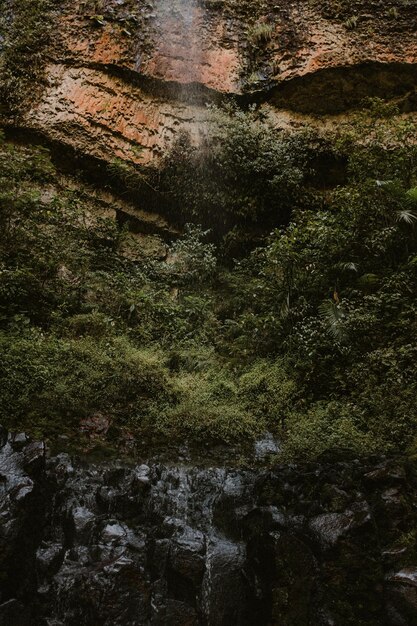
[153,0,205,87]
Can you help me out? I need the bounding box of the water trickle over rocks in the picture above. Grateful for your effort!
[1,427,417,625]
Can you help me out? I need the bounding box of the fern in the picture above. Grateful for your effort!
[406,187,417,202]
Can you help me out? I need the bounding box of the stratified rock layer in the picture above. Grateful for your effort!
[1,430,417,625]
[3,0,417,169]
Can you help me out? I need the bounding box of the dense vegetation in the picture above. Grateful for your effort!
[1,100,417,460]
[156,105,312,251]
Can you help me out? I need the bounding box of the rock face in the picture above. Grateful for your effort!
[1,429,417,625]
[2,0,417,242]
[2,0,417,170]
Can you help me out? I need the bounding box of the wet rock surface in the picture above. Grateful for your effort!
[1,429,417,625]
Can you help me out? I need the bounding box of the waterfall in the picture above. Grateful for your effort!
[153,0,204,88]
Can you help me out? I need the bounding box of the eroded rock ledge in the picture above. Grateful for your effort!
[1,428,417,625]
[2,0,417,171]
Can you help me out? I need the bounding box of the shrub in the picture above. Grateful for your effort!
[155,368,263,443]
[239,359,296,428]
[346,345,417,451]
[0,332,171,438]
[59,311,115,339]
[165,224,217,286]
[248,22,274,45]
[282,402,377,461]
[158,105,311,243]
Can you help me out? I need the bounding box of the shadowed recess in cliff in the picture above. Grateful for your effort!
[269,62,417,114]
[5,59,417,180]
[49,56,417,113]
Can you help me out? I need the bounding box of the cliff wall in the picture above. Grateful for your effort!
[1,0,417,169]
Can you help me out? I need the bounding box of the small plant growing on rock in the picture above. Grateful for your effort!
[248,22,274,46]
[344,15,358,30]
[388,7,399,18]
[245,71,263,89]
[89,15,106,27]
[269,59,281,77]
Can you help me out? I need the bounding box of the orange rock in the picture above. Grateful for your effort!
[9,0,417,167]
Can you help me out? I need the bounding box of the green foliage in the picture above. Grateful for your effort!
[155,357,296,443]
[155,367,262,443]
[283,402,377,461]
[158,105,311,247]
[201,100,417,458]
[318,299,349,343]
[1,100,417,459]
[334,99,417,186]
[0,139,224,445]
[0,331,171,438]
[0,142,119,326]
[164,224,217,286]
[345,344,417,451]
[238,359,296,427]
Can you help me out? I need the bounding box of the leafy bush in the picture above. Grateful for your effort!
[345,345,417,451]
[0,332,171,438]
[155,368,262,443]
[165,224,217,286]
[283,402,377,461]
[239,359,296,428]
[59,311,115,339]
[158,105,311,246]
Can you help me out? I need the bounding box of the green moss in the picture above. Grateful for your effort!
[0,0,55,116]
[0,332,171,438]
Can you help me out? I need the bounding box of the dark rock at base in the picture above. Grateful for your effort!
[0,425,8,449]
[0,599,30,626]
[10,432,29,451]
[202,537,249,625]
[1,427,417,625]
[246,531,316,625]
[23,441,45,475]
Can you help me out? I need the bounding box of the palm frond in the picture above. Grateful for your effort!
[335,261,359,273]
[406,187,417,203]
[319,299,348,343]
[279,292,291,319]
[397,209,417,225]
